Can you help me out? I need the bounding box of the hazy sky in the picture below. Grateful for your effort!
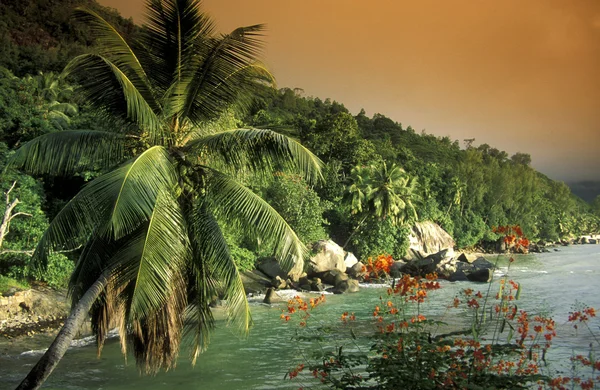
[98,0,600,182]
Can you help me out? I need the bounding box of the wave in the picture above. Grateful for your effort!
[19,329,120,357]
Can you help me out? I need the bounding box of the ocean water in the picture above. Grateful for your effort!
[1,245,599,389]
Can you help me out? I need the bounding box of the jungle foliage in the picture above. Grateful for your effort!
[0,0,598,295]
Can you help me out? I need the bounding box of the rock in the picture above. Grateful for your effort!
[255,256,304,282]
[240,270,272,295]
[589,239,597,244]
[344,252,358,268]
[405,221,455,259]
[467,268,493,283]
[256,258,287,279]
[457,253,477,263]
[347,262,367,279]
[447,270,469,282]
[263,288,275,304]
[271,276,287,290]
[390,260,407,277]
[317,269,348,286]
[332,279,360,294]
[402,249,455,277]
[471,257,495,270]
[308,240,346,275]
[310,279,325,292]
[402,248,426,262]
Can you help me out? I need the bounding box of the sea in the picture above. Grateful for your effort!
[1,244,599,389]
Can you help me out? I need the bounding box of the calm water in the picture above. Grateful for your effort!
[1,245,599,389]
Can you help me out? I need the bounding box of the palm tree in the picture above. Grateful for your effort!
[367,162,418,225]
[10,1,321,389]
[343,162,417,248]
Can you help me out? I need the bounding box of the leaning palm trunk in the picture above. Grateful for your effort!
[16,273,109,390]
[9,0,322,387]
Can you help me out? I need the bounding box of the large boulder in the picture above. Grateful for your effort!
[401,249,456,278]
[405,221,455,260]
[344,252,359,268]
[390,260,407,277]
[256,257,304,282]
[256,258,286,279]
[347,262,367,279]
[472,257,495,270]
[331,279,360,294]
[457,253,477,264]
[240,270,273,295]
[467,268,493,283]
[317,269,348,286]
[308,240,346,276]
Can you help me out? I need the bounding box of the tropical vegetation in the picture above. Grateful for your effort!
[0,0,599,388]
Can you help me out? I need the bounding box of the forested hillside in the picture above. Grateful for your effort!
[1,0,599,291]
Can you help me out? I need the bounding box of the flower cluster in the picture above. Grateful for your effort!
[387,272,440,303]
[280,294,326,326]
[281,247,599,390]
[365,254,394,279]
[492,224,530,252]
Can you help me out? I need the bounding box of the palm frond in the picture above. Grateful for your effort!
[29,146,177,270]
[72,8,160,113]
[141,0,215,94]
[190,201,251,341]
[177,24,269,124]
[184,128,323,184]
[206,169,306,272]
[112,191,190,320]
[7,131,126,176]
[64,54,163,143]
[102,146,178,239]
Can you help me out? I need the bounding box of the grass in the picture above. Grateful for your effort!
[0,275,29,295]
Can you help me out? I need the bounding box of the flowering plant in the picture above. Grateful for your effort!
[280,228,599,389]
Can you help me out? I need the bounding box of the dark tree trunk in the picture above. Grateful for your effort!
[16,273,109,390]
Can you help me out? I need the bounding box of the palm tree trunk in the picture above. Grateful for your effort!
[342,214,368,249]
[16,272,109,390]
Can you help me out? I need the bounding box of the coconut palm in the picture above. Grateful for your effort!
[10,1,321,389]
[367,161,418,225]
[342,162,417,248]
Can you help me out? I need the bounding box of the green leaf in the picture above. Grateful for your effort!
[184,128,323,184]
[8,130,126,176]
[206,169,306,272]
[65,54,163,143]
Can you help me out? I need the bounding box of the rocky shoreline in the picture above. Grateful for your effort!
[0,287,69,339]
[2,223,598,340]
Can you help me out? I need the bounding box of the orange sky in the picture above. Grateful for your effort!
[98,0,600,182]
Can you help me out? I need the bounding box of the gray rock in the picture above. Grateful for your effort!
[332,279,360,294]
[271,276,287,290]
[447,270,469,282]
[257,258,287,279]
[240,270,272,295]
[344,252,358,268]
[390,260,407,278]
[347,262,367,279]
[317,269,348,286]
[405,221,455,259]
[472,257,495,270]
[263,288,282,304]
[308,240,346,275]
[467,268,492,283]
[457,253,477,263]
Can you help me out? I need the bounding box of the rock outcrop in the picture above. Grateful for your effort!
[405,221,455,260]
[308,240,347,275]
